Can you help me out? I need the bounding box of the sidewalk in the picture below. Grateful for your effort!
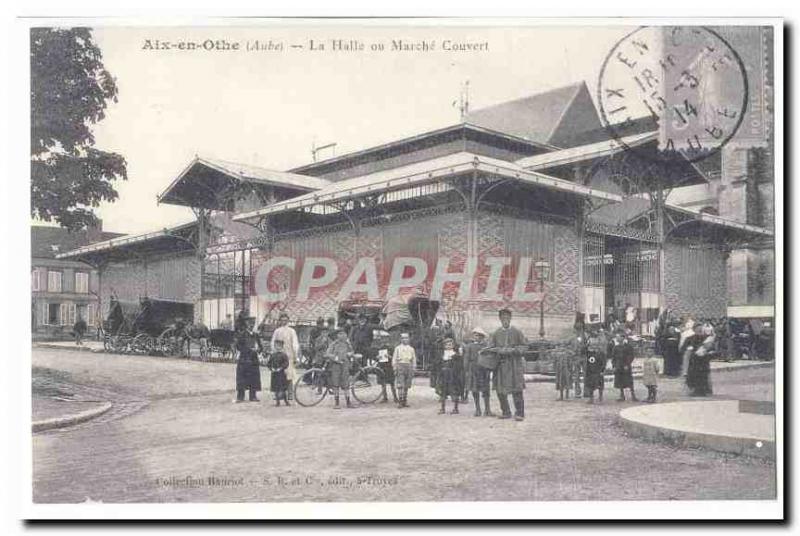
[619,400,776,459]
[524,357,774,382]
[35,342,773,383]
[32,396,112,432]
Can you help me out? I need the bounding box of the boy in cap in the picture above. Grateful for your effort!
[392,333,416,408]
[325,329,355,409]
[463,327,493,416]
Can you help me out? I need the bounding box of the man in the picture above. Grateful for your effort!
[392,333,416,408]
[487,308,528,421]
[349,314,374,367]
[73,315,87,346]
[271,313,299,400]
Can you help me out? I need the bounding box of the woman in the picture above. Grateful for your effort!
[611,331,637,402]
[685,328,714,396]
[234,317,262,403]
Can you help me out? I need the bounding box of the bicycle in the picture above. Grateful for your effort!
[294,353,385,407]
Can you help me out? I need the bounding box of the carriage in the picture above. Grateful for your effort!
[101,297,194,356]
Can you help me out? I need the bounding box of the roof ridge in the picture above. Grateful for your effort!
[469,81,585,113]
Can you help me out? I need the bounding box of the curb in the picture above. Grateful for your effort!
[618,402,775,460]
[33,402,113,433]
[35,343,105,354]
[525,360,774,383]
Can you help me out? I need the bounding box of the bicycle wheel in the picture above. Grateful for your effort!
[351,366,384,405]
[294,368,329,407]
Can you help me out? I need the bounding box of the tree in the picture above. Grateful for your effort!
[31,27,127,231]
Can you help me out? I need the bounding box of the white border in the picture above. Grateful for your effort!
[4,11,785,523]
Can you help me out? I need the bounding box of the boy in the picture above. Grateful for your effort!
[267,339,290,406]
[641,352,660,403]
[325,329,355,409]
[392,333,416,408]
[584,329,608,404]
[463,327,493,416]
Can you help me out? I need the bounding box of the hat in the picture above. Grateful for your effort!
[471,327,487,337]
[279,312,290,320]
[498,308,512,317]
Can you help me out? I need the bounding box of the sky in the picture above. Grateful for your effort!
[84,23,632,235]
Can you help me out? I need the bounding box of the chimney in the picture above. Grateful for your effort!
[86,219,103,244]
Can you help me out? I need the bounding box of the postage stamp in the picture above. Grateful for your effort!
[17,18,782,521]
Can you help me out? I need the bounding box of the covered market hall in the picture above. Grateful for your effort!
[58,82,774,345]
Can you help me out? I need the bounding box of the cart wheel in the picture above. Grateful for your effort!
[351,366,384,405]
[294,368,329,407]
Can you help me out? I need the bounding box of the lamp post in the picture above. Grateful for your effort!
[534,258,551,339]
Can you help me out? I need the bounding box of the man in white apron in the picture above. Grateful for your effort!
[271,312,299,400]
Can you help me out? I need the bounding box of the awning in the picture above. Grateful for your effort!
[158,156,331,210]
[515,131,657,170]
[515,128,710,191]
[234,152,623,222]
[55,220,198,265]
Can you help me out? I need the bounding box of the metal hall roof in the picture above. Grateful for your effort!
[157,156,331,210]
[234,152,623,222]
[55,220,198,265]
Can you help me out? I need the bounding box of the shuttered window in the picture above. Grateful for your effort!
[48,271,62,293]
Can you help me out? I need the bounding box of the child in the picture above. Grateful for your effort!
[463,327,493,416]
[584,330,608,404]
[553,348,573,401]
[325,329,355,409]
[267,339,290,406]
[392,333,416,408]
[641,353,660,403]
[437,338,464,415]
[377,342,399,404]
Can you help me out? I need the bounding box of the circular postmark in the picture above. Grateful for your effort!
[597,26,749,164]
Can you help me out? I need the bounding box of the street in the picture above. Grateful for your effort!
[32,347,776,503]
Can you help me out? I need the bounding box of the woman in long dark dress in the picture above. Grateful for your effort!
[611,331,637,401]
[685,331,714,396]
[661,322,682,377]
[234,317,262,402]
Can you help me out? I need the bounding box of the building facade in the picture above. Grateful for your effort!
[31,224,123,337]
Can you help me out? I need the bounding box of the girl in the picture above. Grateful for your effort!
[267,339,290,406]
[437,338,464,415]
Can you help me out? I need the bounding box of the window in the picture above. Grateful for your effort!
[86,303,96,326]
[47,303,60,325]
[31,269,41,291]
[75,272,89,294]
[47,271,62,293]
[59,303,76,326]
